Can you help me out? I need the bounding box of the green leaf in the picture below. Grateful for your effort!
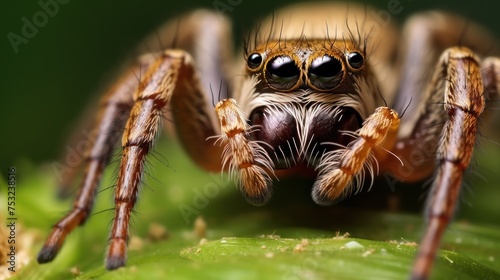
[4,140,500,280]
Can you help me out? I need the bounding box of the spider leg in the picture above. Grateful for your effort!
[55,115,101,198]
[106,49,224,270]
[312,107,400,205]
[385,12,500,182]
[411,47,485,280]
[380,12,499,279]
[37,59,146,264]
[215,98,275,205]
[482,57,500,103]
[411,53,500,280]
[38,10,231,270]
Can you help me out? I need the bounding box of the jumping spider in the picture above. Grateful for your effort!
[37,2,500,279]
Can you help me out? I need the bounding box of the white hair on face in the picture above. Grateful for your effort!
[225,72,383,203]
[234,72,380,155]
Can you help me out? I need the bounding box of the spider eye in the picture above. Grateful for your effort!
[247,53,263,69]
[308,55,344,90]
[347,52,364,69]
[265,55,300,90]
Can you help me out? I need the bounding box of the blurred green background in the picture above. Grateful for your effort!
[2,1,500,279]
[2,0,500,170]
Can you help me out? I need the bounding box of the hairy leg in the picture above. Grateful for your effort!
[106,48,225,269]
[37,58,148,263]
[312,107,400,205]
[38,10,232,269]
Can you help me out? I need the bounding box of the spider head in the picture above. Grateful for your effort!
[244,40,368,170]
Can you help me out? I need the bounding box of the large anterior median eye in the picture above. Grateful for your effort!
[265,55,301,90]
[308,55,344,90]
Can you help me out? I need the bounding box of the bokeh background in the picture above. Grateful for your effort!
[2,0,500,170]
[2,1,500,279]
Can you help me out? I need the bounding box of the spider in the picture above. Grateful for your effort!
[37,2,499,279]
